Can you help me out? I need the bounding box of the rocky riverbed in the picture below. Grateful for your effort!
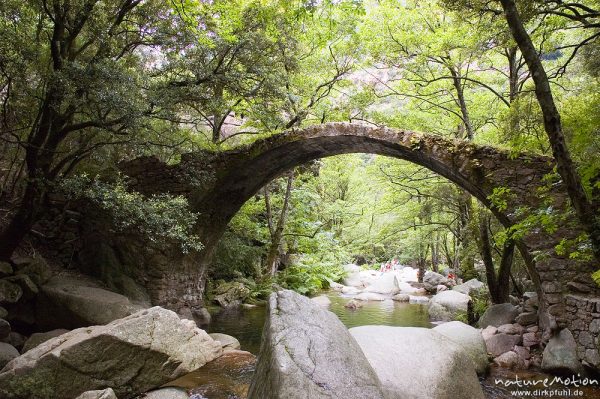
[2,258,600,398]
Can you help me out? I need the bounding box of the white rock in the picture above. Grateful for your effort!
[344,270,379,288]
[209,333,241,352]
[0,307,222,399]
[364,273,399,295]
[350,326,484,399]
[75,389,117,399]
[497,323,524,335]
[343,264,361,274]
[428,290,471,321]
[433,321,489,374]
[248,290,385,399]
[341,286,361,295]
[397,281,425,294]
[481,326,498,341]
[453,279,485,296]
[392,294,410,302]
[355,292,386,301]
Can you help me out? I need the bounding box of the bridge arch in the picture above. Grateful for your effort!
[118,122,599,369]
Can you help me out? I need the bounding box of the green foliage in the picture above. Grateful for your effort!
[470,290,491,324]
[276,261,346,296]
[592,270,600,287]
[487,187,513,212]
[61,175,203,253]
[555,234,594,261]
[212,231,264,280]
[454,311,469,324]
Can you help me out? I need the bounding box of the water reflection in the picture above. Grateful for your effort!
[206,305,266,355]
[328,294,432,329]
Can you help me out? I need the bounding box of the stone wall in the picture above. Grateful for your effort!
[565,295,600,369]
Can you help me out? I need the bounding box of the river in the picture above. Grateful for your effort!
[169,291,600,399]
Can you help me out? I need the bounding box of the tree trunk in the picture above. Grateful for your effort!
[0,88,60,260]
[456,189,473,271]
[0,183,42,260]
[478,214,515,304]
[496,241,515,304]
[211,83,225,143]
[500,0,600,260]
[478,215,498,298]
[431,234,439,273]
[264,171,294,276]
[449,66,475,140]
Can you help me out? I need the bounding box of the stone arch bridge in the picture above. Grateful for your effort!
[90,122,597,367]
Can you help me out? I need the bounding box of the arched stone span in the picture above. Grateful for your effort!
[119,122,599,368]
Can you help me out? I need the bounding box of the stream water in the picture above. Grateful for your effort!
[169,291,600,399]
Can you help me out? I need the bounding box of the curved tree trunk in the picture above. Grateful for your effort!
[500,0,600,260]
[478,214,515,304]
[264,171,294,277]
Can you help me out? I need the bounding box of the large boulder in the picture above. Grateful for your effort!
[485,333,521,357]
[341,286,361,295]
[541,329,584,375]
[247,290,385,399]
[497,323,524,335]
[0,280,22,304]
[428,290,471,321]
[12,256,52,286]
[0,262,12,278]
[515,312,538,326]
[478,303,519,328]
[209,333,241,352]
[433,321,489,374]
[36,276,142,330]
[75,389,118,399]
[342,264,361,274]
[0,319,10,340]
[22,329,70,353]
[6,274,38,301]
[423,271,448,293]
[452,279,485,296]
[0,307,222,399]
[394,267,418,283]
[392,294,409,302]
[350,326,484,399]
[494,351,526,370]
[344,270,378,289]
[397,281,425,294]
[0,342,19,368]
[364,273,399,295]
[354,292,386,301]
[2,332,26,352]
[143,387,189,399]
[212,281,250,307]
